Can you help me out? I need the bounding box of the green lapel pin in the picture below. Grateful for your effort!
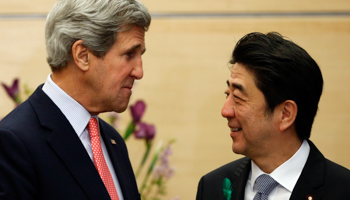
[223,178,232,200]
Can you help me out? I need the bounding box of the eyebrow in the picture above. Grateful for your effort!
[127,44,146,55]
[226,80,247,95]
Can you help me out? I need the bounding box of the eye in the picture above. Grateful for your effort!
[232,93,244,103]
[233,94,242,101]
[224,92,229,99]
[125,51,136,59]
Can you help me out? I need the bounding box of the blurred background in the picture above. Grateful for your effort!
[1,0,350,199]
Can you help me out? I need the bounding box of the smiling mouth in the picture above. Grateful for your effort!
[230,128,242,132]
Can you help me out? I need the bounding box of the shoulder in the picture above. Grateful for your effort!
[196,157,250,200]
[306,140,350,191]
[200,157,250,183]
[0,85,55,133]
[315,159,350,197]
[0,100,37,132]
[206,157,249,176]
[307,140,350,181]
[324,158,350,182]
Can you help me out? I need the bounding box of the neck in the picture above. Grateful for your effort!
[51,65,100,115]
[251,133,302,173]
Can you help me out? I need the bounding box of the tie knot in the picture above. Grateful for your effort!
[88,117,99,138]
[254,174,278,196]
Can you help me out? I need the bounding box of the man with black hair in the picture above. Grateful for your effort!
[196,32,350,200]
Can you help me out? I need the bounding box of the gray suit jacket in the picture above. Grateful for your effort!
[196,140,350,200]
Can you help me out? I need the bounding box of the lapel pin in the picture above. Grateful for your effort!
[110,139,116,145]
[306,195,314,200]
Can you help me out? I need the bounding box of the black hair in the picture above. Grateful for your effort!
[230,32,323,139]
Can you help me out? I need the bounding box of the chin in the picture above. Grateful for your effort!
[114,103,129,113]
[231,144,244,155]
[110,97,131,113]
[112,106,126,113]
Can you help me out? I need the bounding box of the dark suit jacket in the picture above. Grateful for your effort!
[0,86,140,200]
[196,140,350,200]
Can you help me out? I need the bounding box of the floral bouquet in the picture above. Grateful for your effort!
[109,100,177,200]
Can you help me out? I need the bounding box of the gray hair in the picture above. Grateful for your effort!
[45,0,151,71]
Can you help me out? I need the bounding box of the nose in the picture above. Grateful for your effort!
[131,57,144,80]
[221,97,235,119]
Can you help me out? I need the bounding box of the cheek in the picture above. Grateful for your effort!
[113,63,131,77]
[235,106,250,120]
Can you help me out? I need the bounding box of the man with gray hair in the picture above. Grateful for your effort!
[0,0,151,199]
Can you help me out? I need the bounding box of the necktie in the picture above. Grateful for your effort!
[253,174,278,200]
[87,117,120,200]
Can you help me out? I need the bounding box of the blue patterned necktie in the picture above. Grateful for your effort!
[253,174,278,200]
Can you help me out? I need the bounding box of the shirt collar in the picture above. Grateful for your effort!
[250,140,310,192]
[42,74,92,137]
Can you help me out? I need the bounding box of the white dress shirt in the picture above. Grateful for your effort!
[42,74,124,200]
[244,140,310,200]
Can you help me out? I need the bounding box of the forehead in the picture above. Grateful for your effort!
[115,26,146,48]
[228,63,257,91]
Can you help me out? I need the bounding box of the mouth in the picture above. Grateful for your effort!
[230,127,242,132]
[123,80,135,90]
[123,86,133,89]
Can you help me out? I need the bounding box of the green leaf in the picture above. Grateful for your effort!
[123,121,135,140]
[140,141,163,193]
[135,141,152,178]
[146,141,162,176]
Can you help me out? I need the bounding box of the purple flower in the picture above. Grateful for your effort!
[1,78,21,105]
[153,145,175,179]
[134,122,156,140]
[130,100,146,123]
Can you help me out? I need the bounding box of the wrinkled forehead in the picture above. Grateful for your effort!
[229,63,258,89]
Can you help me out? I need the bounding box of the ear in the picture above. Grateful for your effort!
[279,100,298,132]
[72,40,90,72]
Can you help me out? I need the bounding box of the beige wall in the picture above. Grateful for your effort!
[1,1,350,199]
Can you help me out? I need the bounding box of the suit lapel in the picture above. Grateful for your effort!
[99,121,139,200]
[290,140,325,200]
[29,86,111,200]
[231,158,251,200]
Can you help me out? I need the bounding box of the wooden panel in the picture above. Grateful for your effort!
[142,0,350,13]
[0,20,50,115]
[0,0,56,14]
[1,15,350,200]
[0,0,349,14]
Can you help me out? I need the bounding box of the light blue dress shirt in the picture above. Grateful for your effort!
[42,74,124,199]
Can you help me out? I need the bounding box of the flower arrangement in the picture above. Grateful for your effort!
[1,78,177,200]
[109,100,177,200]
[1,78,32,107]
